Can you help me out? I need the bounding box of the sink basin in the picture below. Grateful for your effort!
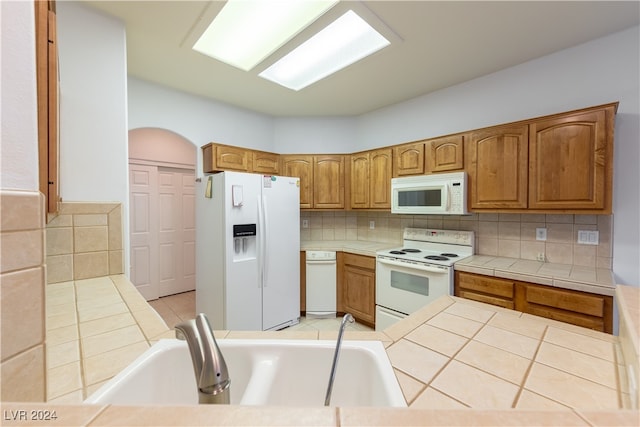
[85,339,406,407]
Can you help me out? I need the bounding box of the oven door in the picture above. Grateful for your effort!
[375,305,407,331]
[376,257,452,315]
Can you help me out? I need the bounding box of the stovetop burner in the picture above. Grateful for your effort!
[401,248,421,253]
[441,253,459,258]
[424,255,449,261]
[389,250,406,255]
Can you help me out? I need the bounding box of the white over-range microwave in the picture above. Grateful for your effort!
[391,171,468,215]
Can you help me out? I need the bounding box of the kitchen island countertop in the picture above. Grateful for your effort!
[26,275,638,427]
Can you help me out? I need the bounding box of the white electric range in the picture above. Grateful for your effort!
[375,228,475,330]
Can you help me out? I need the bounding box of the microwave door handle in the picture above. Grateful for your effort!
[378,258,448,274]
[446,185,451,211]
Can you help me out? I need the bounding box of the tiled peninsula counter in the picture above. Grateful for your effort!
[13,271,637,426]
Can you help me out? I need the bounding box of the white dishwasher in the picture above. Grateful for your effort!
[305,251,337,318]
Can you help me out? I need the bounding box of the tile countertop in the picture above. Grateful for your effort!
[300,240,396,257]
[454,255,616,296]
[20,276,638,426]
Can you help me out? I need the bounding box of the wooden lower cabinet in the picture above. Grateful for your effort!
[340,253,375,328]
[455,271,613,333]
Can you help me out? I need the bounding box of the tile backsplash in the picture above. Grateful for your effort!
[300,212,612,268]
[46,202,124,283]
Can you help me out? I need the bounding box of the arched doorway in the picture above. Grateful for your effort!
[128,127,197,300]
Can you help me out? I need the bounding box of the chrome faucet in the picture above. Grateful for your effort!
[175,313,230,404]
[324,313,354,406]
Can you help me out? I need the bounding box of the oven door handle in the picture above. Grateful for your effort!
[377,258,449,274]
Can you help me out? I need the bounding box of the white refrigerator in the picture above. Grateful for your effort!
[195,171,300,331]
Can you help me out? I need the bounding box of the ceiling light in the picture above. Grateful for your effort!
[193,0,338,71]
[259,10,390,91]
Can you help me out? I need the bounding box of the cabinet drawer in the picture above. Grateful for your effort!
[343,253,375,270]
[525,285,604,317]
[526,305,605,331]
[457,272,514,298]
[458,290,515,310]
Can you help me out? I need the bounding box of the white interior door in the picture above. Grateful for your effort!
[157,167,196,296]
[129,164,159,301]
[180,173,196,294]
[129,163,195,300]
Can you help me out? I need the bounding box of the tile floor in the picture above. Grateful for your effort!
[149,291,373,333]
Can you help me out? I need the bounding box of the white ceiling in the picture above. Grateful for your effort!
[84,1,639,117]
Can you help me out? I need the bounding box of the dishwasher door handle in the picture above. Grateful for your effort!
[306,260,337,265]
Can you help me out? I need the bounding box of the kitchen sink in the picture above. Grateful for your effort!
[84,339,406,407]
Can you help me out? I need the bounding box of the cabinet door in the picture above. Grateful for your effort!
[350,152,370,209]
[252,150,280,174]
[528,108,614,211]
[282,155,313,209]
[313,156,345,209]
[342,254,375,325]
[369,148,392,209]
[216,145,249,171]
[469,125,528,209]
[393,142,425,176]
[425,135,464,173]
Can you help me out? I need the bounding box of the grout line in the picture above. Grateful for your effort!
[511,325,549,408]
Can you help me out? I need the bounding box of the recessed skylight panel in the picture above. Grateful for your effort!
[259,10,390,91]
[193,0,338,71]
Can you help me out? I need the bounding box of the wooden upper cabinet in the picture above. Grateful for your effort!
[216,144,249,171]
[369,148,392,208]
[350,149,392,209]
[202,143,248,173]
[469,125,529,209]
[425,135,464,173]
[393,142,425,176]
[313,155,345,209]
[202,143,281,175]
[252,150,280,174]
[350,152,369,209]
[528,106,614,212]
[282,155,313,209]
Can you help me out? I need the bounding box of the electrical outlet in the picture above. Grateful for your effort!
[369,220,375,230]
[536,252,546,262]
[302,219,309,229]
[536,228,547,241]
[578,230,599,245]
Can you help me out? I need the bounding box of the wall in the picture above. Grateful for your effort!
[128,77,274,174]
[56,1,130,271]
[273,116,357,154]
[129,128,196,167]
[0,1,47,401]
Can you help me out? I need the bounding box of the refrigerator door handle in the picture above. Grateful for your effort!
[262,194,269,287]
[257,195,264,288]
